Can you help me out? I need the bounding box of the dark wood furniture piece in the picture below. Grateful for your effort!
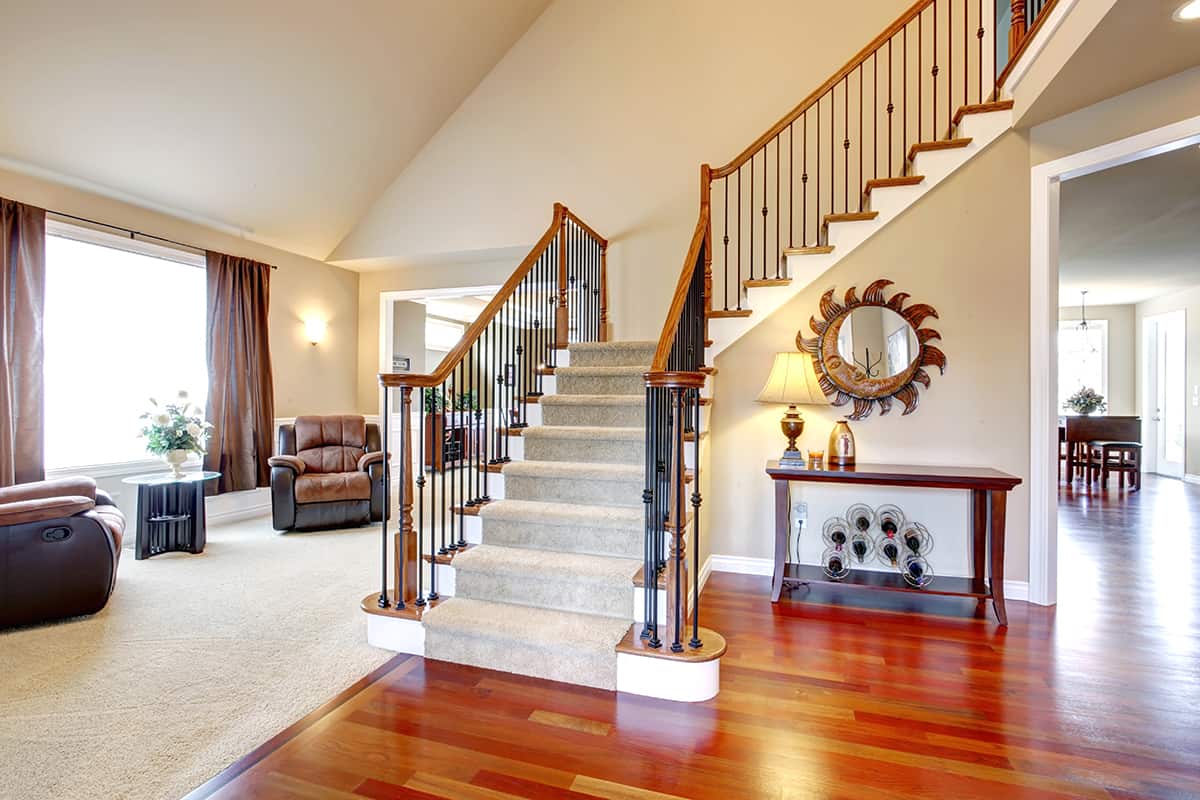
[1086,441,1142,490]
[123,471,219,560]
[1062,416,1139,483]
[766,460,1022,625]
[422,411,484,472]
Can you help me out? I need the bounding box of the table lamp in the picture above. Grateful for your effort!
[756,352,829,465]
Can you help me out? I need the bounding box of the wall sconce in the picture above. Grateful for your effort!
[304,317,327,346]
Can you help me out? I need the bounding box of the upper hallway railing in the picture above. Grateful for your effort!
[372,203,607,613]
[641,0,1059,655]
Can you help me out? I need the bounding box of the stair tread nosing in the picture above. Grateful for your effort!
[521,425,642,441]
[501,460,641,481]
[479,498,642,528]
[453,543,638,585]
[539,394,642,406]
[568,340,656,352]
[554,365,647,377]
[422,598,631,689]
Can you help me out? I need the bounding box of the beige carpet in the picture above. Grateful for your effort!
[0,517,392,800]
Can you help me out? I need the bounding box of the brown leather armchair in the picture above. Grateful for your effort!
[269,415,386,531]
[0,476,125,628]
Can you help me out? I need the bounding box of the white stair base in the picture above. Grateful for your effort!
[617,651,720,703]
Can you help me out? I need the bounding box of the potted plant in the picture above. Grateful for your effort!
[1064,387,1107,416]
[139,391,213,478]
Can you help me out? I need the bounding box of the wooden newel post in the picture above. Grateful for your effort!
[555,204,569,349]
[1008,0,1027,58]
[700,164,713,348]
[394,385,418,608]
[598,244,609,342]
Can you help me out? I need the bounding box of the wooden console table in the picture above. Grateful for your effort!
[766,460,1022,625]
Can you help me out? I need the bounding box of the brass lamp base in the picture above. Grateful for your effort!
[779,405,806,465]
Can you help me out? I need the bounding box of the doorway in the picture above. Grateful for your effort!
[1143,310,1187,478]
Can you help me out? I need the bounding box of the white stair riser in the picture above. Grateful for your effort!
[505,435,525,461]
[539,375,557,395]
[617,652,719,702]
[523,405,543,427]
[366,614,425,655]
[867,183,925,219]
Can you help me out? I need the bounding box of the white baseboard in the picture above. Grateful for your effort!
[1184,474,1200,486]
[710,554,774,576]
[699,555,714,593]
[711,553,1032,603]
[206,487,271,524]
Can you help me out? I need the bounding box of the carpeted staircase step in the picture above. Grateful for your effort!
[540,394,643,427]
[422,597,630,690]
[451,544,638,618]
[554,365,646,396]
[503,461,642,508]
[479,499,642,558]
[521,425,643,464]
[568,340,656,367]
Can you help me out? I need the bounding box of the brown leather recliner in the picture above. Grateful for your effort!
[0,476,125,628]
[269,415,386,531]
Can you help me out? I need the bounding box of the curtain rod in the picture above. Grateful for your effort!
[47,210,278,270]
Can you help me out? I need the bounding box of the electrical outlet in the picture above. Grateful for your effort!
[792,501,808,526]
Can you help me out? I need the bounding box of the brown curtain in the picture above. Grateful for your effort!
[204,251,275,493]
[0,198,46,487]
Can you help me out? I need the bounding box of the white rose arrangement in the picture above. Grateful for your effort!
[139,392,213,456]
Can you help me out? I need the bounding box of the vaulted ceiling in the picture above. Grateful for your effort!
[0,0,549,259]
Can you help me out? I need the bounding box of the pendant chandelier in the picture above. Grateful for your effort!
[1076,290,1097,354]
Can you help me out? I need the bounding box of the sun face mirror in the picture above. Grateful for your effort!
[798,279,945,419]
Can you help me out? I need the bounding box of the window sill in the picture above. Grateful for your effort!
[46,456,204,481]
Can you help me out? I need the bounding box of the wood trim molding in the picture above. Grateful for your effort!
[180,656,410,799]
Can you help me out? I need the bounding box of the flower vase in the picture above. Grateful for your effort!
[164,449,189,479]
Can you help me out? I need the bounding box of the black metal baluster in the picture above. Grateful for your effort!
[761,145,767,280]
[438,382,447,556]
[978,0,985,104]
[802,113,808,246]
[723,177,730,310]
[919,13,923,145]
[904,25,909,171]
[815,101,820,240]
[448,369,458,552]
[788,122,794,249]
[642,383,655,642]
[843,75,849,214]
[689,387,702,649]
[874,52,878,181]
[933,0,939,141]
[481,322,491,502]
[888,38,894,176]
[670,387,684,654]
[736,167,742,309]
[379,385,390,608]
[421,387,436,601]
[456,358,467,549]
[774,137,780,278]
[949,0,953,137]
[857,65,863,212]
[749,152,755,282]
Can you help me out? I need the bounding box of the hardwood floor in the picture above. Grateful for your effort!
[190,476,1200,799]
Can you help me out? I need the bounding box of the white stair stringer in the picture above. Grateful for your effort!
[707,107,1013,358]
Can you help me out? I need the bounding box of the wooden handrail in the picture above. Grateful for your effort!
[649,204,709,372]
[711,0,932,180]
[996,0,1061,91]
[380,203,606,389]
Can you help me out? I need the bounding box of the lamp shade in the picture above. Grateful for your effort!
[756,352,828,406]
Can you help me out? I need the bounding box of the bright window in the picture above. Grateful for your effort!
[425,316,465,351]
[43,224,208,469]
[1058,319,1108,413]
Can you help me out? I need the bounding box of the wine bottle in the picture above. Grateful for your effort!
[846,503,874,534]
[850,531,872,563]
[881,538,899,566]
[901,522,933,556]
[902,554,934,588]
[822,544,850,580]
[822,518,852,548]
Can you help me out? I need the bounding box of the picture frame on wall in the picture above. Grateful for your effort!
[393,355,411,372]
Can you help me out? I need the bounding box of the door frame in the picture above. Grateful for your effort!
[1028,113,1200,608]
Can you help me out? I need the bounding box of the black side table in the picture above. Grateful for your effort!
[122,471,221,559]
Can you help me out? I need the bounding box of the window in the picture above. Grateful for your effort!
[1057,319,1108,413]
[425,316,465,351]
[43,223,208,469]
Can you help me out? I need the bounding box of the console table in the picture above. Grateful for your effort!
[765,460,1021,625]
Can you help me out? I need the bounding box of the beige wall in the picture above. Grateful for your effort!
[331,0,913,344]
[1136,287,1200,477]
[1057,304,1136,415]
[0,167,359,419]
[356,259,517,413]
[709,132,1032,579]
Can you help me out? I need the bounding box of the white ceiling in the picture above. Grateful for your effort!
[0,0,549,260]
[1059,143,1200,307]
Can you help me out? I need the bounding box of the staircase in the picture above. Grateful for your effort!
[362,0,1062,703]
[422,341,654,690]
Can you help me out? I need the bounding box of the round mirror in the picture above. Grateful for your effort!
[797,279,946,419]
[835,307,920,380]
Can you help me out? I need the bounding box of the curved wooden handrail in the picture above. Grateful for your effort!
[563,207,607,248]
[380,203,598,389]
[995,0,1060,90]
[648,204,709,372]
[711,0,932,180]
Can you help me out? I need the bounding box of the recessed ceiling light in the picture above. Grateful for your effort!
[1175,0,1200,21]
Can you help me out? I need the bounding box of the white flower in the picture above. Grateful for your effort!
[177,390,189,400]
[186,422,202,438]
[154,413,171,426]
